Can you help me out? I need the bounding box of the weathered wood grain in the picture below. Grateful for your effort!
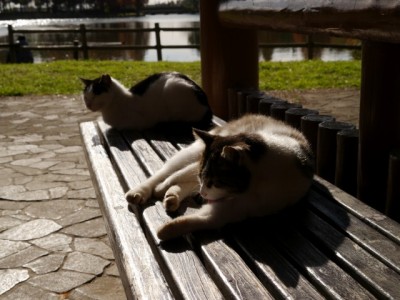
[313,177,400,245]
[80,122,173,300]
[275,228,376,299]
[218,0,400,42]
[305,210,400,299]
[97,123,224,299]
[308,187,400,274]
[233,223,324,299]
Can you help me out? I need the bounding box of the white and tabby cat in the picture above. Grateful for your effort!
[80,72,212,130]
[126,114,315,240]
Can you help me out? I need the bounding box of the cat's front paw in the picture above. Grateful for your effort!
[157,222,178,241]
[163,193,180,212]
[125,186,152,205]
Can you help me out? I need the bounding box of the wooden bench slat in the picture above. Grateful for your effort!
[275,227,376,299]
[80,122,173,300]
[143,203,224,300]
[98,122,147,187]
[233,210,377,299]
[197,233,274,299]
[308,189,400,274]
[314,177,400,244]
[233,227,325,299]
[304,210,400,299]
[99,125,224,299]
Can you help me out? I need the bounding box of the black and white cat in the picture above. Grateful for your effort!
[126,114,315,240]
[80,72,213,130]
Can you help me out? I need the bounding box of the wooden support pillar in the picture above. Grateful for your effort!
[358,41,400,211]
[200,1,259,120]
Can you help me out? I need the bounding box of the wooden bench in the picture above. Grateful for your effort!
[80,119,400,299]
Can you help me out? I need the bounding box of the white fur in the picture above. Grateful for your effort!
[125,115,314,240]
[83,74,209,130]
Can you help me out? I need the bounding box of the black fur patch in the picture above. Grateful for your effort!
[90,78,109,95]
[173,73,209,107]
[129,73,163,96]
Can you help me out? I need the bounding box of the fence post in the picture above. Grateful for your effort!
[307,33,314,60]
[80,24,89,60]
[7,25,16,63]
[73,40,79,60]
[155,23,162,61]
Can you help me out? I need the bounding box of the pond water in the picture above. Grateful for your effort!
[0,14,360,63]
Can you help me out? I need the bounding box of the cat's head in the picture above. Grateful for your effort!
[194,129,267,202]
[80,74,112,111]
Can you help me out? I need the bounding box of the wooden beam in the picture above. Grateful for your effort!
[200,0,258,119]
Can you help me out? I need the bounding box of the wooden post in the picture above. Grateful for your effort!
[237,89,256,117]
[7,25,16,63]
[258,97,287,116]
[155,23,162,61]
[386,149,400,222]
[227,88,240,120]
[270,102,302,122]
[285,108,319,130]
[317,121,355,183]
[247,91,266,114]
[80,24,89,60]
[358,41,400,211]
[335,128,359,197]
[73,40,79,60]
[200,0,259,120]
[300,115,335,156]
[307,33,314,60]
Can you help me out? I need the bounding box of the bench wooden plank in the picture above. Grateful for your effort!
[275,227,376,299]
[194,231,274,299]
[232,206,376,299]
[305,210,400,299]
[233,226,325,299]
[313,177,400,244]
[97,122,224,299]
[143,203,224,300]
[80,122,173,300]
[308,189,400,274]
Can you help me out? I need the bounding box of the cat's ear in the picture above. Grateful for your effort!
[100,74,112,87]
[193,129,214,146]
[79,77,91,86]
[222,142,250,163]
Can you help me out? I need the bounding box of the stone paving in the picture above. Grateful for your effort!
[0,95,125,299]
[0,89,359,299]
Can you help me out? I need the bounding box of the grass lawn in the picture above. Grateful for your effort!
[0,60,361,96]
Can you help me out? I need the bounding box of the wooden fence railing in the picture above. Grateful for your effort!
[1,23,361,62]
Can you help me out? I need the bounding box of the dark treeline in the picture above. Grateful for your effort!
[0,0,199,16]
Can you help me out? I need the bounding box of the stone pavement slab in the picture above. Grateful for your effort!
[0,91,359,299]
[0,95,125,299]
